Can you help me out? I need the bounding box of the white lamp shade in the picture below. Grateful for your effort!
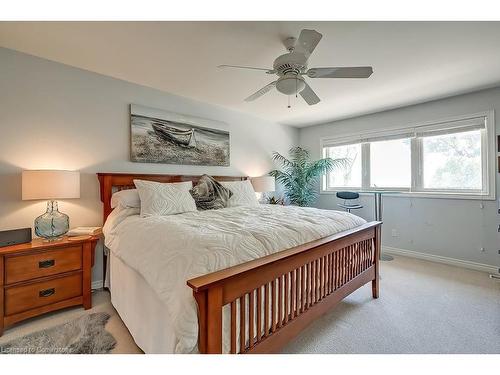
[251,176,276,193]
[22,170,80,200]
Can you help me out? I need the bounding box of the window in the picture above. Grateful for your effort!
[324,143,362,188]
[370,138,411,188]
[321,112,494,199]
[422,130,482,190]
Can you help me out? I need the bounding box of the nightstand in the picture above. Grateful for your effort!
[0,234,100,336]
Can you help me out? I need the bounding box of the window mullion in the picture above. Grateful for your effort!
[361,142,370,189]
[410,137,422,191]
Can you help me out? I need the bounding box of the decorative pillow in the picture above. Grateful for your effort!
[189,175,233,210]
[110,189,141,209]
[220,180,259,207]
[133,180,196,217]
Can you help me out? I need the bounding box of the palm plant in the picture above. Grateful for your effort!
[269,146,347,207]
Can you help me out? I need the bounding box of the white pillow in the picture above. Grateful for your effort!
[110,189,141,209]
[134,180,197,217]
[221,180,259,207]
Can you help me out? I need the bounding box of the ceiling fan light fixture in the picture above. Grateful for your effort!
[219,29,373,106]
[276,76,306,96]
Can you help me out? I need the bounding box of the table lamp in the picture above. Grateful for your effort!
[22,170,80,240]
[251,176,276,203]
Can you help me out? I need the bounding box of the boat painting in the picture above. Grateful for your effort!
[130,104,230,166]
[152,122,197,148]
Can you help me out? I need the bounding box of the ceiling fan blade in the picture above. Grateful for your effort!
[307,66,373,79]
[299,82,320,105]
[294,29,323,57]
[218,65,275,74]
[244,81,277,102]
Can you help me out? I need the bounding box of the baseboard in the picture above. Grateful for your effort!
[382,246,498,274]
[91,279,104,290]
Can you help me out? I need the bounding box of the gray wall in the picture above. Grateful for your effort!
[0,48,299,284]
[300,87,500,268]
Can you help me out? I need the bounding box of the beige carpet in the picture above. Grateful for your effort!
[282,255,500,353]
[1,255,498,354]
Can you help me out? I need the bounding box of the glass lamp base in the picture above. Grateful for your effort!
[35,201,69,240]
[42,236,65,243]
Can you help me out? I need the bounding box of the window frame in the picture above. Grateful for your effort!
[320,111,496,200]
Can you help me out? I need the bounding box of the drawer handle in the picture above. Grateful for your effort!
[39,259,55,268]
[39,288,56,298]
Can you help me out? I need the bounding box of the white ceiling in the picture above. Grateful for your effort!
[1,21,500,127]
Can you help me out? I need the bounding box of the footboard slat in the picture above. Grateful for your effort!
[306,262,311,309]
[249,290,255,348]
[325,255,330,295]
[324,256,328,298]
[264,283,270,338]
[314,259,319,303]
[299,266,304,314]
[230,300,236,354]
[271,279,277,333]
[256,287,262,342]
[309,260,316,307]
[284,273,290,324]
[240,295,246,353]
[343,248,348,285]
[188,222,381,354]
[278,276,283,328]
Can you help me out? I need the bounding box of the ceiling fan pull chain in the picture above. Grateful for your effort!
[287,95,291,109]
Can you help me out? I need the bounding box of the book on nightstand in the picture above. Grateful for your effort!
[67,226,102,236]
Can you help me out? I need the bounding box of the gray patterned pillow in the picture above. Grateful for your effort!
[190,175,233,210]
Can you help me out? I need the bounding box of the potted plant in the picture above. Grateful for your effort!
[269,146,347,207]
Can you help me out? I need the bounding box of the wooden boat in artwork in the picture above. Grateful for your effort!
[152,122,197,148]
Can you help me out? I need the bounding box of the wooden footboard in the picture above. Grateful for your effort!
[187,221,381,354]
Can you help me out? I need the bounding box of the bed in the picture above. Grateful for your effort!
[98,172,381,354]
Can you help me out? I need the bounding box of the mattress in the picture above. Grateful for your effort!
[109,252,176,353]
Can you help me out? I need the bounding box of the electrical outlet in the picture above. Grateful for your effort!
[391,229,399,237]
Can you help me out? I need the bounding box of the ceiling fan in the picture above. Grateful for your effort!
[218,29,373,106]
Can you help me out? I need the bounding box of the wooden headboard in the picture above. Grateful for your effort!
[97,173,248,223]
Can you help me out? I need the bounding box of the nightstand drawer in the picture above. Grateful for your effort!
[5,246,82,284]
[4,273,82,316]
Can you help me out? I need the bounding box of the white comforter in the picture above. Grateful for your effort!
[103,204,366,353]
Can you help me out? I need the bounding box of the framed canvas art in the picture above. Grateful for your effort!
[130,104,230,166]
